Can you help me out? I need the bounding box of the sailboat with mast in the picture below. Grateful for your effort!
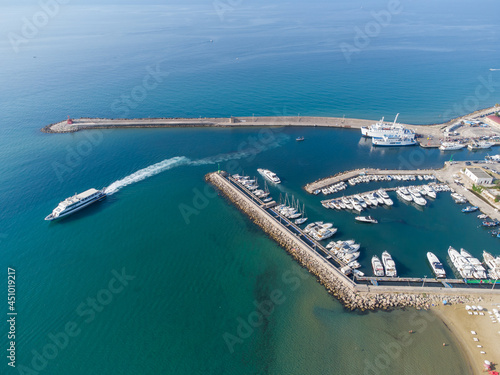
[261,180,273,203]
[295,203,308,225]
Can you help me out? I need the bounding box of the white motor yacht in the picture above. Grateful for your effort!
[382,251,397,277]
[427,252,446,278]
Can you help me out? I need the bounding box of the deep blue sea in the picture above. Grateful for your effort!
[1,1,500,374]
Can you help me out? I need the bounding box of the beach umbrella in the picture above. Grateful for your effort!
[478,305,484,311]
[466,305,471,310]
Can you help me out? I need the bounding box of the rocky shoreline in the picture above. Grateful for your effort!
[206,172,479,311]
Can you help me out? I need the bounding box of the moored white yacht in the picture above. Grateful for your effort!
[45,188,106,221]
[460,249,487,279]
[409,187,427,206]
[468,141,493,150]
[439,142,465,151]
[372,255,385,277]
[483,251,500,279]
[423,185,437,199]
[427,252,446,278]
[355,216,378,224]
[378,189,394,205]
[396,187,413,202]
[448,246,474,279]
[382,251,397,277]
[257,168,281,184]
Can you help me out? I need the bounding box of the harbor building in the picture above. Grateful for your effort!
[463,167,493,185]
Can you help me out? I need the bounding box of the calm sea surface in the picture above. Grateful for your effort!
[1,1,499,373]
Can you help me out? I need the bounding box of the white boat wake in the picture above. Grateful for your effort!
[104,134,288,195]
[104,156,191,195]
[490,68,500,71]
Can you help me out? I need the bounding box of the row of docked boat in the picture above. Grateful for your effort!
[323,189,394,213]
[318,181,347,195]
[396,185,438,206]
[439,141,493,151]
[303,221,337,241]
[451,192,468,204]
[448,246,488,279]
[232,174,274,202]
[275,193,308,223]
[432,183,452,192]
[326,240,364,276]
[371,251,397,277]
[347,173,435,187]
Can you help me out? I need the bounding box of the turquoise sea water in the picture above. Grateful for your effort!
[2,1,500,374]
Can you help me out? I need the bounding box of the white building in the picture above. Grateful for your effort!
[463,168,493,185]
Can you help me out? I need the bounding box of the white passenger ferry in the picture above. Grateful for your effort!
[45,188,106,221]
[361,114,415,138]
[257,168,281,184]
[372,134,417,146]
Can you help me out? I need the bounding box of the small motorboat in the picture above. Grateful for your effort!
[296,136,305,141]
[482,221,499,227]
[462,206,479,213]
[355,216,378,224]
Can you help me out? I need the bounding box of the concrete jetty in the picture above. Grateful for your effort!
[206,171,499,311]
[42,116,378,133]
[304,168,439,194]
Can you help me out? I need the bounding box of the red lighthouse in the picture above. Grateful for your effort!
[67,115,73,124]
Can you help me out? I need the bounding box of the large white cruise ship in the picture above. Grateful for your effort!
[257,168,281,184]
[361,114,415,138]
[45,188,106,221]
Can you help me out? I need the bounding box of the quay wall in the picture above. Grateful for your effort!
[304,167,441,193]
[206,172,487,311]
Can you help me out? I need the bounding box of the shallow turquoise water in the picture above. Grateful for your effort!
[2,1,500,373]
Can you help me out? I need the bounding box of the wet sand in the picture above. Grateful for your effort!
[431,293,500,375]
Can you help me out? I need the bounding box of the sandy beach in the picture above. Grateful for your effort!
[431,293,500,374]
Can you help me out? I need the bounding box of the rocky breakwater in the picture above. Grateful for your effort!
[206,172,465,311]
